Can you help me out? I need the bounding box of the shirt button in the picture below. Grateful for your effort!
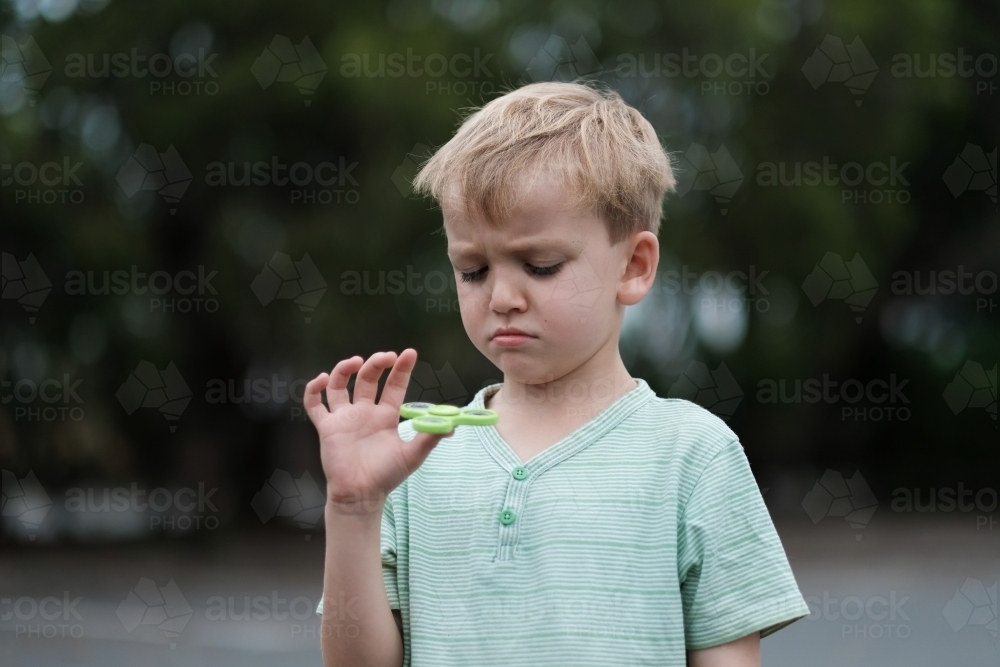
[511,466,528,480]
[499,509,516,525]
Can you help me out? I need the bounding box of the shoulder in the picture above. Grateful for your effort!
[633,393,742,471]
[638,393,740,447]
[634,397,763,522]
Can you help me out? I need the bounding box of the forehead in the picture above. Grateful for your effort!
[442,172,597,255]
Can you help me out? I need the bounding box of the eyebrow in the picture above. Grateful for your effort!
[447,237,570,259]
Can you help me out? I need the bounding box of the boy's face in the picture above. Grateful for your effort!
[442,171,657,387]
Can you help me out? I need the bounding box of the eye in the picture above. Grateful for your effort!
[459,262,564,283]
[527,262,563,277]
[460,267,487,283]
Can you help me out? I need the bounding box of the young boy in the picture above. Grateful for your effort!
[306,81,809,667]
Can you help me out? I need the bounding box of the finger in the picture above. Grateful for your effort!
[380,348,417,411]
[304,374,330,424]
[327,356,363,411]
[353,351,397,403]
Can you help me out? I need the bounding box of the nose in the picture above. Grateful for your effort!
[488,266,527,315]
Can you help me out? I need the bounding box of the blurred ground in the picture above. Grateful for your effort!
[1,517,998,666]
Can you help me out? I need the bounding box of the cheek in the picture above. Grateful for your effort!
[456,285,484,324]
[534,279,609,332]
[532,293,583,337]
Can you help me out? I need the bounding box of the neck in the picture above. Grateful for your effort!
[486,342,637,417]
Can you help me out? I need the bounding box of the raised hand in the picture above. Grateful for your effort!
[304,348,453,515]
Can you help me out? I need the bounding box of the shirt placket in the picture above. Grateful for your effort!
[494,462,532,561]
[472,381,655,563]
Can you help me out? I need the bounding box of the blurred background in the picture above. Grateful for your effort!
[1,0,997,665]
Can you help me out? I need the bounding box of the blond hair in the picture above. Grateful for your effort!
[411,80,676,244]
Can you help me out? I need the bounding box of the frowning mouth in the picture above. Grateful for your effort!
[491,327,536,347]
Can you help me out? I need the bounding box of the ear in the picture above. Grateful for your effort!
[617,231,659,306]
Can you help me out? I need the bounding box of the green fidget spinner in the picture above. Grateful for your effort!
[399,402,499,433]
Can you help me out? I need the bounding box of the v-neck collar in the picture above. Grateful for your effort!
[467,377,657,473]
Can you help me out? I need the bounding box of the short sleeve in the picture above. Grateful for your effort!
[677,440,809,649]
[316,495,399,615]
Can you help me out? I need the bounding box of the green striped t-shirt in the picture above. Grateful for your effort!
[319,377,808,665]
